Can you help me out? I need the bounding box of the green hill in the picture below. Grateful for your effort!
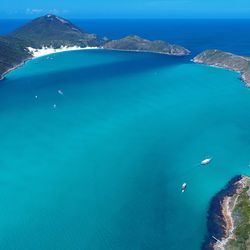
[0,36,31,79]
[103,35,190,56]
[0,14,190,80]
[10,14,106,48]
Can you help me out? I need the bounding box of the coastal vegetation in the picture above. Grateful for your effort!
[0,14,190,80]
[103,35,190,55]
[204,176,250,250]
[226,186,250,250]
[0,36,31,79]
[193,49,250,87]
[9,14,106,48]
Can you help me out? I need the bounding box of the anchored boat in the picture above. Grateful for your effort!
[201,158,212,165]
[181,183,187,193]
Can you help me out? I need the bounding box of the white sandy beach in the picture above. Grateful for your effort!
[0,46,100,80]
[27,46,99,58]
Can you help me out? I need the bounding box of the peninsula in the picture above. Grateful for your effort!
[203,175,250,250]
[103,35,190,56]
[193,50,250,87]
[193,50,250,250]
[0,14,190,80]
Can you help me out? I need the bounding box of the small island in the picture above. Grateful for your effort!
[193,50,250,87]
[103,35,190,56]
[0,14,190,80]
[203,175,250,250]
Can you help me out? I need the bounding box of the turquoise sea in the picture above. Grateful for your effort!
[1,48,250,249]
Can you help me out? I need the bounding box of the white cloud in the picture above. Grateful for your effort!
[26,8,44,15]
[25,8,65,15]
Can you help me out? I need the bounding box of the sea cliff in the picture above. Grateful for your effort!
[203,175,250,250]
[193,50,250,87]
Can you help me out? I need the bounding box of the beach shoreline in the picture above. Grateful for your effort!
[27,46,100,58]
[1,45,187,80]
[0,46,100,80]
[0,58,32,81]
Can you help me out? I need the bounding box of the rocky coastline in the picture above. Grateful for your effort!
[103,35,190,56]
[193,49,250,87]
[202,175,250,250]
[0,15,190,80]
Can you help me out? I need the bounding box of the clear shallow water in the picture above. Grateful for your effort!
[1,49,250,249]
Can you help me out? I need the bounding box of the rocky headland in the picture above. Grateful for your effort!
[0,14,190,80]
[103,35,190,56]
[203,175,250,250]
[193,49,250,87]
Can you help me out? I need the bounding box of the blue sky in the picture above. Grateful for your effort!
[1,0,250,18]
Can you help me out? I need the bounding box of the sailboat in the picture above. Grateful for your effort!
[58,89,64,95]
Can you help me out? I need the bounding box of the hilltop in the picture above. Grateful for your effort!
[0,14,190,80]
[9,14,105,48]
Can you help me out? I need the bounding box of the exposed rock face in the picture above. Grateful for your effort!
[103,35,190,56]
[203,175,250,250]
[193,49,250,87]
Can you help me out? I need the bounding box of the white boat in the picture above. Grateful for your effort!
[181,183,187,193]
[201,158,212,165]
[58,89,64,95]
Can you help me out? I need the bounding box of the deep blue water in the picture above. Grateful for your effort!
[1,19,250,55]
[0,19,250,250]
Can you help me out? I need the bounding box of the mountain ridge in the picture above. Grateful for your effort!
[103,35,190,56]
[9,14,106,48]
[0,14,190,80]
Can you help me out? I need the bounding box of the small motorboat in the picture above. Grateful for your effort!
[181,183,187,193]
[53,104,57,109]
[58,89,64,95]
[201,158,212,165]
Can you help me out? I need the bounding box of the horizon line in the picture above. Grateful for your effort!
[2,16,250,20]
